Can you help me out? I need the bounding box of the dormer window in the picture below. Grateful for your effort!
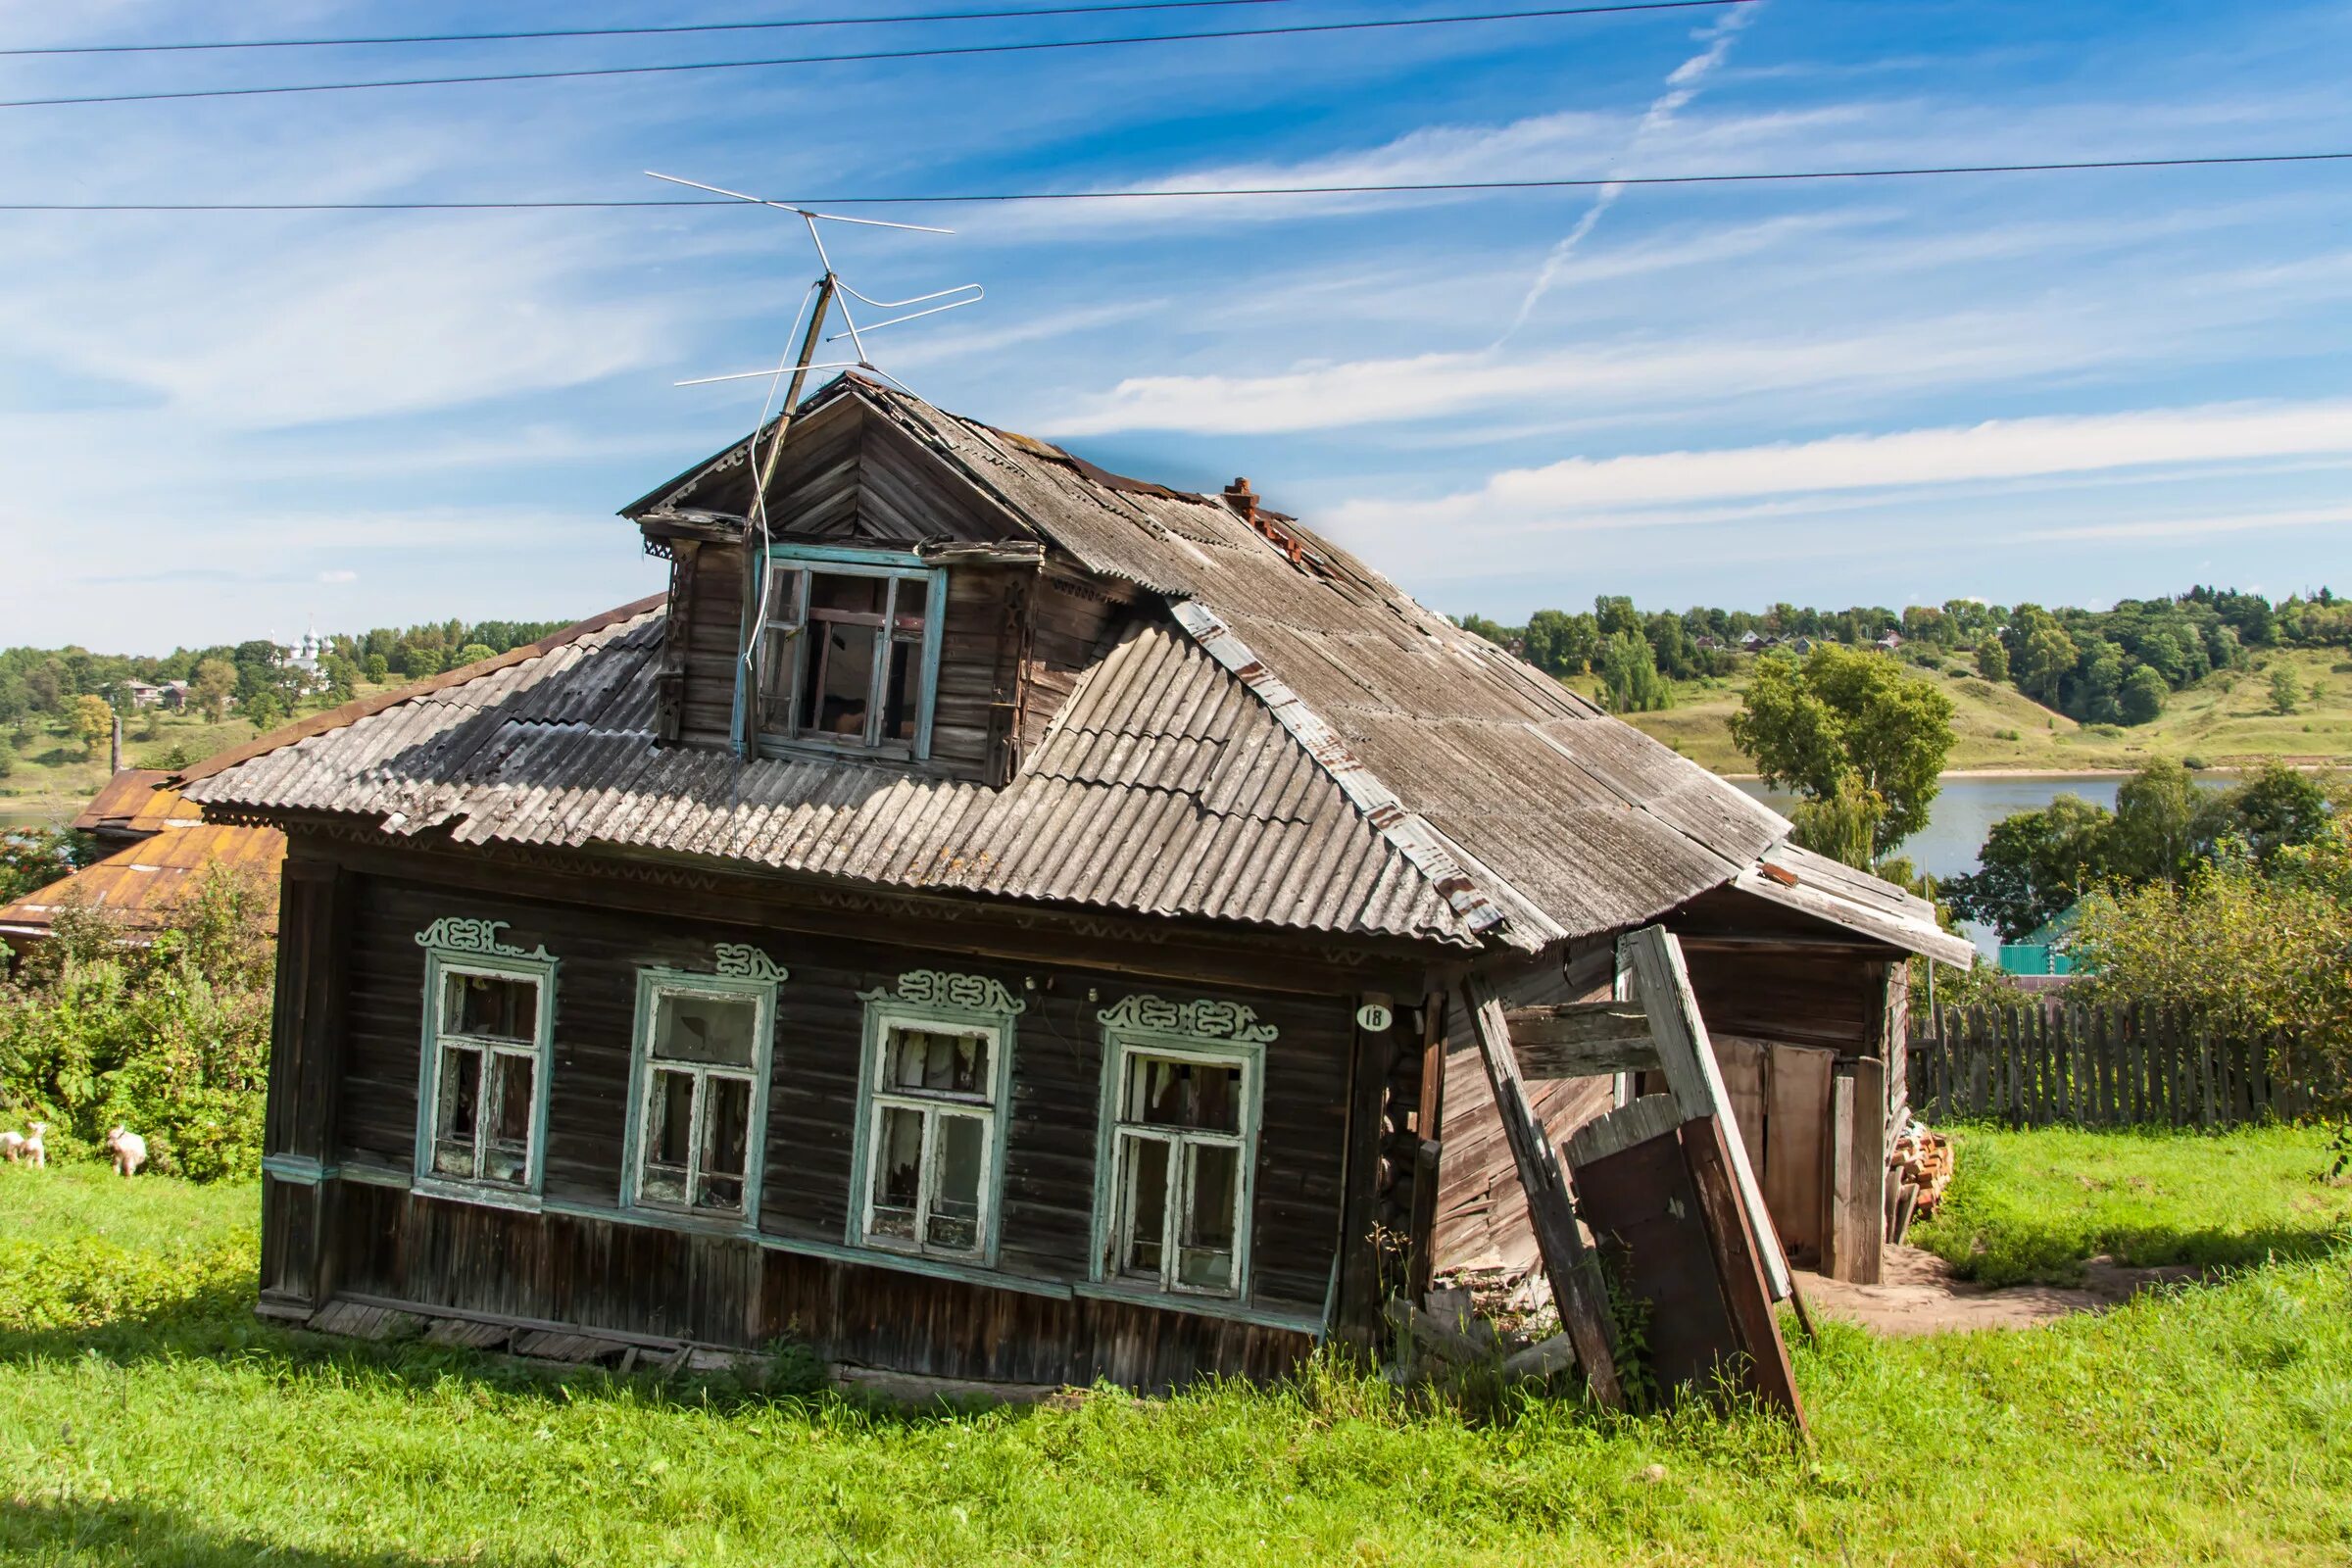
[747,546,944,761]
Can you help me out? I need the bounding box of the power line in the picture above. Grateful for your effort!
[4,151,2349,210]
[0,2,1750,110]
[0,1,1294,57]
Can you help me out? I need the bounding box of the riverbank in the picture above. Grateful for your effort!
[1579,646,2351,775]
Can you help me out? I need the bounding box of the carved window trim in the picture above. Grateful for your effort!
[1090,995,1270,1301]
[847,971,1023,1267]
[620,948,787,1226]
[412,925,559,1212]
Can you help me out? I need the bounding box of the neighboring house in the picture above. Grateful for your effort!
[1876,631,1904,652]
[122,680,164,710]
[1997,907,2081,978]
[0,771,283,958]
[182,374,1968,1390]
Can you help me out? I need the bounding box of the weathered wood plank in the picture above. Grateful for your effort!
[1822,1058,1886,1285]
[1459,978,1623,1410]
[1505,1002,1658,1078]
[1621,927,1791,1301]
[1762,1042,1834,1267]
[1681,1113,1808,1434]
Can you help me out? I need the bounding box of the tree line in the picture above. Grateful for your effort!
[0,618,569,739]
[1457,584,2346,724]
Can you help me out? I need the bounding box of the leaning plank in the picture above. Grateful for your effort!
[424,1317,514,1351]
[1562,1094,1682,1167]
[1680,1113,1808,1434]
[1506,1003,1660,1078]
[1460,977,1625,1410]
[1622,927,1793,1301]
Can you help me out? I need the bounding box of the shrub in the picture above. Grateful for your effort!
[0,864,273,1180]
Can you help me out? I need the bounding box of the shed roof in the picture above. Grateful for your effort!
[184,375,1964,961]
[0,817,284,942]
[72,769,203,839]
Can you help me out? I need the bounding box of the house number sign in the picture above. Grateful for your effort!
[1354,1002,1394,1033]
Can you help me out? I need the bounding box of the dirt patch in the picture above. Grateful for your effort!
[1792,1245,2204,1335]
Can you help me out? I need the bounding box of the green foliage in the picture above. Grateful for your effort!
[0,865,273,1180]
[2119,663,2169,724]
[1911,1123,2352,1286]
[188,658,236,721]
[454,642,499,668]
[1940,792,2113,941]
[240,690,283,731]
[2270,663,2302,714]
[0,827,83,904]
[363,652,390,684]
[1597,630,1672,713]
[70,695,113,758]
[1973,633,2008,682]
[1729,643,1954,859]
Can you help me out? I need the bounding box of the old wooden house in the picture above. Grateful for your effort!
[182,375,1967,1390]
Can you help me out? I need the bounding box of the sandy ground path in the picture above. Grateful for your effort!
[1792,1245,2203,1335]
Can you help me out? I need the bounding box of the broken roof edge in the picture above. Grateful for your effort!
[1737,843,1978,967]
[177,594,667,791]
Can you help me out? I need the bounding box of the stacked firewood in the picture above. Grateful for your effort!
[1885,1119,1955,1245]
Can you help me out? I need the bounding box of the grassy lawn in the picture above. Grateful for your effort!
[1911,1121,2352,1288]
[1574,647,2352,774]
[3,1154,2351,1565]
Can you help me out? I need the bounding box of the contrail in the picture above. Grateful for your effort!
[1498,3,1759,340]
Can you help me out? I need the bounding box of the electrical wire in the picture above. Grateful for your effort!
[0,1,1295,57]
[0,2,1752,110]
[5,151,2350,211]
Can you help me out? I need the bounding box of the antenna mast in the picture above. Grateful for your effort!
[648,171,982,755]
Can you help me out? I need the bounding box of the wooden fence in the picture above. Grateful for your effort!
[1907,1004,2335,1129]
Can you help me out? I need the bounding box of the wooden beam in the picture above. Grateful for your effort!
[1621,925,1793,1301]
[1459,977,1625,1410]
[1506,1002,1659,1078]
[1680,1113,1808,1435]
[1823,1058,1887,1285]
[1405,996,1447,1305]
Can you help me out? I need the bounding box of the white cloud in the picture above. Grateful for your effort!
[317,569,359,583]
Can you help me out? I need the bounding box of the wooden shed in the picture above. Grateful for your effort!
[183,375,1967,1391]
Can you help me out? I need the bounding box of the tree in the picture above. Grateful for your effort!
[242,691,284,732]
[2269,664,2301,714]
[2009,608,2078,706]
[2199,759,2337,865]
[1729,643,1956,859]
[1940,793,2115,942]
[454,642,498,668]
[0,826,82,902]
[2108,759,2201,883]
[1974,635,2008,683]
[190,659,237,721]
[363,653,390,685]
[2119,664,2169,725]
[1592,594,1642,641]
[72,694,114,758]
[1598,631,1672,713]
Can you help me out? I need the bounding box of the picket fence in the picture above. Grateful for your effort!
[1907,1004,2334,1129]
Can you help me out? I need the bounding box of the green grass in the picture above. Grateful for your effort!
[1911,1121,2352,1288]
[1574,648,2352,774]
[4,1154,2352,1564]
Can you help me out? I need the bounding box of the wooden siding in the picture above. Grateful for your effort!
[1432,939,1616,1277]
[315,852,1359,1380]
[675,540,744,751]
[331,1182,1312,1388]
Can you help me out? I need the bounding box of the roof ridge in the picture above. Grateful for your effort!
[1162,600,1518,946]
[176,594,664,788]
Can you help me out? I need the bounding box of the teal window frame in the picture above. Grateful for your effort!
[1090,1025,1263,1301]
[736,543,947,764]
[412,947,559,1211]
[846,992,1017,1267]
[620,966,780,1225]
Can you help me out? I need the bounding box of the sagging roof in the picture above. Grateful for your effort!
[184,374,1961,961]
[0,816,284,943]
[72,769,203,840]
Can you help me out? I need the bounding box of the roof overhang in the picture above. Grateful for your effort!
[1735,842,1977,966]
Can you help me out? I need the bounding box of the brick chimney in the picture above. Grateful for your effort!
[1222,477,1257,527]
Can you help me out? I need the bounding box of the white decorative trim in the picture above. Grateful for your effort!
[1096,994,1278,1045]
[711,943,789,984]
[414,917,554,961]
[858,969,1026,1017]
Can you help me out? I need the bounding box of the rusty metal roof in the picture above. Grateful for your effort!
[184,376,1960,960]
[0,817,284,940]
[72,770,204,838]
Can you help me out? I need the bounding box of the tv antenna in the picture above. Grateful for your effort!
[648,171,983,753]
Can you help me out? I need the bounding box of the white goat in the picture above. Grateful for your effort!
[0,1130,22,1163]
[21,1122,46,1169]
[105,1125,147,1179]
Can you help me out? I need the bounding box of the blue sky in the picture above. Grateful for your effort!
[4,0,2351,653]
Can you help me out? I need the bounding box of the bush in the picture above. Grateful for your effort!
[0,865,272,1180]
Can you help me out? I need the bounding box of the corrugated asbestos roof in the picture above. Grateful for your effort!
[0,818,285,939]
[185,375,1957,959]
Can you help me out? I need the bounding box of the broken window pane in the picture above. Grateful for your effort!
[444,972,537,1042]
[698,1074,752,1212]
[1124,1055,1240,1134]
[870,1105,923,1240]
[809,571,885,618]
[763,565,803,624]
[893,576,928,632]
[1178,1142,1240,1291]
[642,1067,696,1205]
[882,639,920,742]
[888,1026,989,1097]
[481,1053,534,1185]
[927,1113,985,1252]
[653,992,759,1069]
[433,1045,482,1178]
[1120,1134,1169,1278]
[806,624,875,738]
